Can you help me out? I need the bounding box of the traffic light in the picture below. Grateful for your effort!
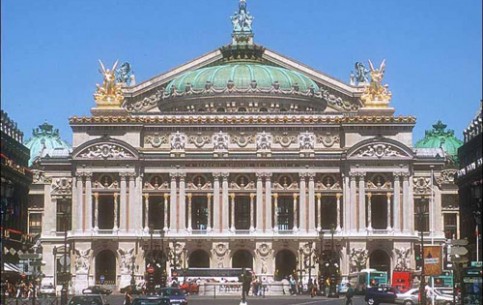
[414,244,422,268]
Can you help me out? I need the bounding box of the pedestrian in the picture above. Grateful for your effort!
[311,278,318,297]
[346,283,354,305]
[124,288,133,305]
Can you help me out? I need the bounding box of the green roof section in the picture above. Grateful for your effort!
[415,120,463,156]
[24,121,72,166]
[165,62,319,94]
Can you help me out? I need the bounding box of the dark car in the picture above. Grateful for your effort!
[155,287,188,305]
[365,286,400,305]
[82,286,112,295]
[68,294,109,305]
[132,295,170,305]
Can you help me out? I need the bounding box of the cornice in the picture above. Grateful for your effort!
[69,115,416,125]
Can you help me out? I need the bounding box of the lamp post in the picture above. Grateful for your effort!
[146,225,155,294]
[240,267,247,305]
[328,224,338,298]
[318,228,325,296]
[417,198,428,305]
[298,248,303,294]
[160,229,167,288]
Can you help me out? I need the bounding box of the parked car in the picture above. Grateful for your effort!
[396,288,420,305]
[39,283,56,296]
[155,287,188,305]
[68,294,109,305]
[82,286,112,295]
[132,295,170,305]
[365,286,400,305]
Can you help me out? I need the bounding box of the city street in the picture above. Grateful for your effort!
[101,294,367,305]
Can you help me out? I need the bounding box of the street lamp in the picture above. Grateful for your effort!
[328,224,339,298]
[240,267,247,305]
[417,198,428,305]
[318,228,325,296]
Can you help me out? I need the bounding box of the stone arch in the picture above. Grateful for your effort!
[275,249,297,281]
[189,249,210,268]
[346,137,414,160]
[369,249,391,273]
[72,137,139,160]
[95,249,117,284]
[232,249,253,270]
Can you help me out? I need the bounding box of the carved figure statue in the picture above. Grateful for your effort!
[394,247,410,270]
[256,132,272,150]
[213,132,229,150]
[350,248,368,272]
[118,248,135,274]
[298,132,315,150]
[231,0,254,32]
[212,243,230,268]
[74,249,93,273]
[354,62,370,84]
[115,62,133,85]
[94,60,125,106]
[170,132,186,150]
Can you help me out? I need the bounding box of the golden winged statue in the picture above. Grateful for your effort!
[360,59,392,108]
[93,60,124,107]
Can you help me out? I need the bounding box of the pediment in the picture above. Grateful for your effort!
[347,137,413,160]
[72,138,139,160]
[121,45,362,114]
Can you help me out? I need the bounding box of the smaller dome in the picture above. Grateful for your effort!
[415,121,463,157]
[24,122,71,166]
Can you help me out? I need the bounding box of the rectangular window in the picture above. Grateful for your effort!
[56,199,72,232]
[29,213,42,234]
[444,213,457,239]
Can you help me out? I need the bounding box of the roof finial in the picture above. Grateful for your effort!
[230,0,254,45]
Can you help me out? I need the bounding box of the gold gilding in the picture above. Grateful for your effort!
[93,60,124,108]
[361,59,392,108]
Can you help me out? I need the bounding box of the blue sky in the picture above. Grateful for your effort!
[1,0,481,144]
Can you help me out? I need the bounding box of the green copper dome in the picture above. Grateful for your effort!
[24,122,71,166]
[165,62,319,94]
[415,121,463,156]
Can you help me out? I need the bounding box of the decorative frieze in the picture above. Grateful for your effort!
[435,169,456,186]
[317,132,340,148]
[189,133,211,148]
[231,132,255,147]
[357,143,405,158]
[256,131,272,157]
[144,133,168,148]
[78,143,135,159]
[412,177,431,194]
[51,177,72,197]
[274,132,296,148]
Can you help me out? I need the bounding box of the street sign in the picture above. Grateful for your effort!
[452,256,469,263]
[19,253,42,260]
[30,261,45,267]
[451,247,469,256]
[57,272,71,283]
[451,239,469,246]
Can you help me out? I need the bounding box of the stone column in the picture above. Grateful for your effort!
[336,193,342,231]
[293,193,298,231]
[256,173,263,231]
[343,174,350,232]
[316,193,322,231]
[273,193,279,231]
[163,193,169,231]
[206,193,212,231]
[76,173,84,232]
[221,173,229,231]
[72,175,78,232]
[230,193,236,231]
[308,173,316,232]
[358,173,366,233]
[84,173,93,233]
[249,193,255,232]
[386,192,392,230]
[299,174,307,232]
[187,193,192,231]
[393,173,401,232]
[119,174,127,231]
[93,192,99,231]
[113,193,119,231]
[128,174,136,232]
[264,173,272,232]
[367,192,372,231]
[402,173,410,233]
[213,173,221,232]
[178,174,186,231]
[349,174,357,233]
[408,175,415,232]
[169,173,177,231]
[144,193,149,231]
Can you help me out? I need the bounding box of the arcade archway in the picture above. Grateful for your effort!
[189,250,210,268]
[95,250,116,284]
[275,249,296,281]
[369,249,390,273]
[232,250,253,270]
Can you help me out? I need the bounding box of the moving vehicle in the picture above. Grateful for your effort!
[68,294,110,305]
[132,295,170,305]
[338,276,350,294]
[365,286,399,305]
[39,283,56,296]
[82,286,113,295]
[461,264,482,305]
[350,269,389,294]
[395,288,419,305]
[155,287,188,305]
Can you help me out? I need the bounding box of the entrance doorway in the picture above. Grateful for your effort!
[369,249,390,273]
[189,250,210,268]
[95,250,116,285]
[232,250,253,270]
[275,250,296,281]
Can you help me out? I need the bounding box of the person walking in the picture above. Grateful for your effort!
[345,283,354,305]
[124,289,133,305]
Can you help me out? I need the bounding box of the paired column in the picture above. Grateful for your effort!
[128,173,137,232]
[293,193,298,231]
[206,193,212,231]
[299,174,307,232]
[119,173,127,231]
[402,173,410,232]
[178,174,186,231]
[213,173,221,232]
[264,173,272,232]
[393,173,401,232]
[316,193,322,231]
[273,193,279,231]
[367,192,372,230]
[169,173,177,231]
[76,173,84,232]
[343,174,350,232]
[230,193,236,231]
[221,173,229,231]
[113,193,119,231]
[163,193,169,231]
[85,173,93,233]
[249,193,255,232]
[386,192,392,230]
[349,173,357,233]
[144,193,150,231]
[308,173,316,231]
[336,193,342,231]
[357,173,366,232]
[93,192,99,231]
[187,193,192,231]
[256,173,264,231]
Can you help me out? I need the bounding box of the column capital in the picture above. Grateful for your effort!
[250,193,255,199]
[386,192,392,198]
[293,193,298,199]
[187,193,192,199]
[336,193,342,199]
[229,193,235,199]
[75,172,84,179]
[164,193,169,199]
[367,192,372,198]
[221,173,229,181]
[113,192,119,198]
[273,193,279,199]
[119,173,128,180]
[213,172,222,178]
[393,172,403,179]
[263,172,272,178]
[401,173,411,180]
[144,193,150,199]
[83,172,93,178]
[256,172,264,180]
[93,192,99,199]
[170,172,178,180]
[207,193,212,199]
[316,193,322,199]
[179,173,186,181]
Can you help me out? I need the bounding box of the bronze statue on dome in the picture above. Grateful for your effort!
[231,0,253,32]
